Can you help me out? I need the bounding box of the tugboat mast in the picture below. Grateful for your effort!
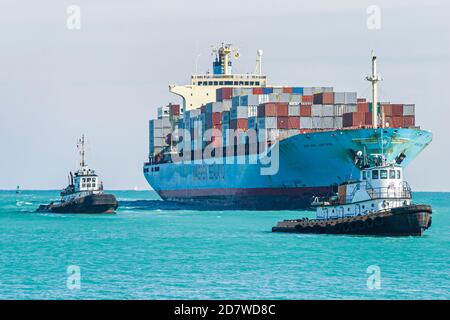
[366,51,382,129]
[77,135,86,168]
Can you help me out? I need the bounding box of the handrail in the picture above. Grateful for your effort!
[343,181,412,202]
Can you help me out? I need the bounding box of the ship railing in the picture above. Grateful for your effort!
[365,182,412,200]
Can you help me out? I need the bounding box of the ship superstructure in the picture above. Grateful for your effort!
[143,45,432,210]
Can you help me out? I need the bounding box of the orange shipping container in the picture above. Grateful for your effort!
[276,103,289,117]
[258,103,278,117]
[288,117,300,129]
[313,92,334,104]
[300,106,312,117]
[357,102,369,113]
[302,95,313,105]
[230,119,248,130]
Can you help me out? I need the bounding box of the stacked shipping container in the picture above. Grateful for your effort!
[149,87,417,158]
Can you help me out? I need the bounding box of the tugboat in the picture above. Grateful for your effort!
[272,154,432,236]
[37,135,118,214]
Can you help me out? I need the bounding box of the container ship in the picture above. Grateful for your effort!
[143,43,432,209]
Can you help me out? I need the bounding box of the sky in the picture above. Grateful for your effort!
[0,0,449,191]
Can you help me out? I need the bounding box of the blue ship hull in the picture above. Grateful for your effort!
[143,128,432,210]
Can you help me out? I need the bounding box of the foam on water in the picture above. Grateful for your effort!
[0,190,448,299]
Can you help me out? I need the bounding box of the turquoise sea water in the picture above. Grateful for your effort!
[0,190,448,300]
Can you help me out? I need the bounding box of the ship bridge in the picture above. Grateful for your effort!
[169,43,267,111]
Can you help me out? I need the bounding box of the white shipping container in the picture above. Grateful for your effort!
[403,104,415,116]
[334,117,343,129]
[303,87,314,95]
[311,104,323,117]
[231,106,249,120]
[312,117,324,129]
[290,95,302,103]
[273,87,284,94]
[334,104,344,116]
[322,105,334,117]
[343,104,358,114]
[222,99,232,111]
[288,105,300,116]
[232,88,243,96]
[300,117,312,129]
[322,117,334,128]
[344,92,357,104]
[248,106,258,117]
[258,117,277,129]
[334,92,345,104]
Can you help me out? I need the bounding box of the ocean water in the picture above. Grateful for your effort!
[0,190,448,300]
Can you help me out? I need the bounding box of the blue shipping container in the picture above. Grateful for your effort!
[262,87,273,94]
[292,87,304,94]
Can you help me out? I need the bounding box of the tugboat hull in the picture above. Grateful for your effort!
[272,204,432,236]
[37,194,118,214]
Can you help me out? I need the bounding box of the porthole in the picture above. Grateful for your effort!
[362,205,365,209]
[371,203,375,207]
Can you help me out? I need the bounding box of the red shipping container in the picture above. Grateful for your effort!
[391,116,403,128]
[357,102,369,113]
[313,92,334,104]
[364,112,373,126]
[343,112,365,127]
[403,116,415,127]
[276,103,289,117]
[230,119,248,130]
[302,95,313,105]
[391,104,404,116]
[169,104,180,116]
[211,112,222,125]
[252,87,263,95]
[382,104,392,116]
[277,117,289,129]
[216,88,233,101]
[288,117,300,129]
[258,103,278,117]
[282,87,293,93]
[300,106,312,117]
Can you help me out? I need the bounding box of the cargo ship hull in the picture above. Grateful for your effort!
[143,128,432,210]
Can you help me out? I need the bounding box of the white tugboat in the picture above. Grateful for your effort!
[37,135,118,214]
[272,154,432,236]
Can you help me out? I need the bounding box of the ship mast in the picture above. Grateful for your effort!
[366,51,382,129]
[77,135,86,168]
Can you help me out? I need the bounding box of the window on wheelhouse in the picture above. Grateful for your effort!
[372,170,379,179]
[362,171,366,180]
[397,170,401,179]
[380,170,388,179]
[389,170,396,179]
